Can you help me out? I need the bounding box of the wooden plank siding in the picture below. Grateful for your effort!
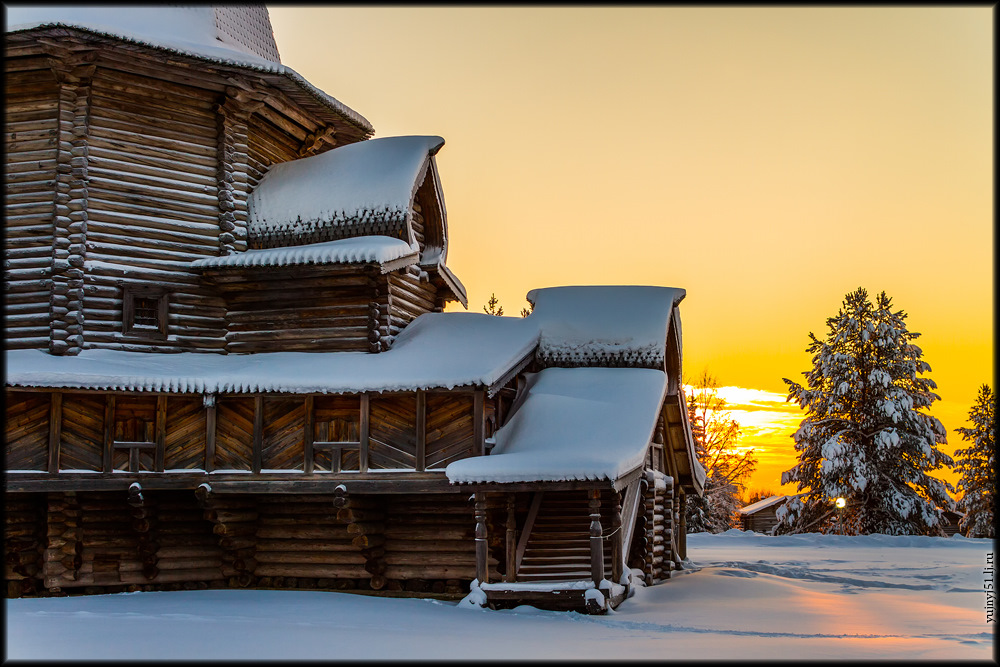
[82,66,228,352]
[164,397,208,471]
[7,389,485,483]
[4,392,51,471]
[4,64,59,350]
[59,394,106,472]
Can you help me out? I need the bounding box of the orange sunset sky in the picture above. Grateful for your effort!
[267,7,993,495]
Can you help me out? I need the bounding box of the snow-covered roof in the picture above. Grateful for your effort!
[5,284,690,394]
[247,136,445,246]
[445,367,668,485]
[526,286,686,368]
[738,495,789,516]
[4,313,538,395]
[191,236,418,273]
[4,5,373,135]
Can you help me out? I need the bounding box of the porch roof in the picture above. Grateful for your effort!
[445,367,668,485]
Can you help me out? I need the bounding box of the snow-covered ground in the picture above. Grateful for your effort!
[6,530,993,660]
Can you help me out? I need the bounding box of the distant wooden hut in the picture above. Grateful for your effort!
[738,495,789,534]
[939,509,965,537]
[3,5,704,613]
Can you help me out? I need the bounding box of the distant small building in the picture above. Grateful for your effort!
[738,495,789,534]
[939,509,965,537]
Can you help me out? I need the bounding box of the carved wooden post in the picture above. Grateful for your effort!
[47,50,96,355]
[505,494,517,583]
[589,489,604,587]
[474,492,488,584]
[611,492,623,584]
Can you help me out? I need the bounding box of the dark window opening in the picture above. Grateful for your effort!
[133,297,160,328]
[122,285,168,340]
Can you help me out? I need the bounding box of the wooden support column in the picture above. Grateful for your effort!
[102,395,115,473]
[304,395,315,474]
[505,494,517,583]
[415,390,427,471]
[359,394,370,473]
[474,492,489,584]
[611,492,623,584]
[678,490,687,560]
[154,395,167,472]
[589,489,605,587]
[473,390,486,456]
[46,49,96,356]
[252,395,263,473]
[47,392,63,474]
[204,395,217,472]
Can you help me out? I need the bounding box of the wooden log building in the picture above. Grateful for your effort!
[4,5,705,613]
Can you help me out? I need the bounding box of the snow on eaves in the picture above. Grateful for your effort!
[445,367,668,484]
[5,5,373,134]
[248,136,445,239]
[4,313,539,396]
[526,286,685,368]
[191,236,418,272]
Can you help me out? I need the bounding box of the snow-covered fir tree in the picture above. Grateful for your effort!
[954,384,995,538]
[775,288,954,535]
[684,372,755,533]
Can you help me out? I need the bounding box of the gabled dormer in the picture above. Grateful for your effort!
[193,136,467,353]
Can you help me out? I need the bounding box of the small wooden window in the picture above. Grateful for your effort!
[122,285,168,340]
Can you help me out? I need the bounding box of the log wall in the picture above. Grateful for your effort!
[6,491,494,598]
[387,268,440,341]
[83,66,229,352]
[628,471,674,584]
[203,267,377,353]
[4,64,59,350]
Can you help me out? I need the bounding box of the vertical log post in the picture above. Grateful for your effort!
[505,494,517,583]
[589,489,605,588]
[474,492,488,584]
[47,392,63,474]
[359,394,370,473]
[678,490,687,561]
[103,395,115,473]
[204,394,217,472]
[155,395,167,472]
[473,390,486,457]
[252,395,263,473]
[415,390,426,472]
[611,492,623,584]
[303,395,315,474]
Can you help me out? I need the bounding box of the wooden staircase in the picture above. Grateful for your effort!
[515,491,614,582]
